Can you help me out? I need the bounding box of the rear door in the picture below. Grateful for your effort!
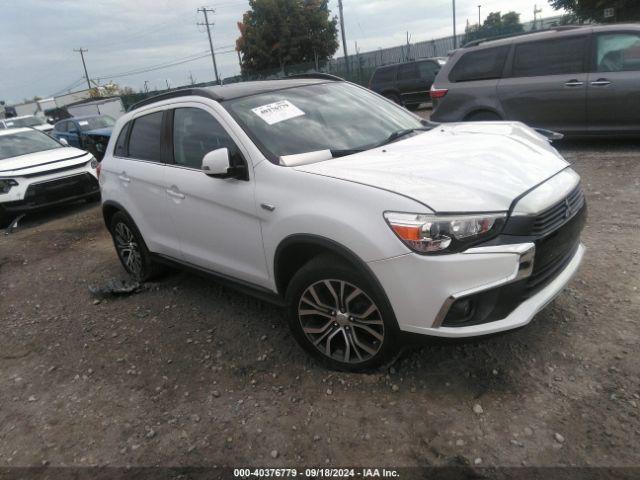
[417,60,441,99]
[163,104,268,286]
[110,110,181,258]
[396,62,425,106]
[587,30,640,134]
[497,34,590,133]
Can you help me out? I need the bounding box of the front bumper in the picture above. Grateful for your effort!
[0,168,99,215]
[368,241,585,338]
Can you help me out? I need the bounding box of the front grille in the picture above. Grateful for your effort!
[23,173,99,206]
[532,184,585,236]
[525,201,586,295]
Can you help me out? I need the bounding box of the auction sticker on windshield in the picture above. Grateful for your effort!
[252,100,305,125]
[78,120,89,126]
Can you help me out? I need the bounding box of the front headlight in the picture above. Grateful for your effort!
[384,211,507,254]
[0,178,18,194]
[88,156,98,169]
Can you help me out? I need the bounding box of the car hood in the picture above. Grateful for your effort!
[0,147,91,177]
[84,127,112,137]
[294,122,570,212]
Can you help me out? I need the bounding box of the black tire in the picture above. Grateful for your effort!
[86,192,101,203]
[109,211,163,281]
[0,207,10,229]
[464,110,502,122]
[285,254,399,372]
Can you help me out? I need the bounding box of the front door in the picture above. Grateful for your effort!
[588,31,640,134]
[497,34,590,133]
[163,104,269,287]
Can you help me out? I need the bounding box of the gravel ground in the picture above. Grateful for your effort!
[0,137,639,472]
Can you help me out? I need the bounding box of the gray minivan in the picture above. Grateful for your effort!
[430,24,640,136]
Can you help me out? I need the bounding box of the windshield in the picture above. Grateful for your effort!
[223,82,424,162]
[3,116,44,128]
[77,116,115,131]
[0,130,62,160]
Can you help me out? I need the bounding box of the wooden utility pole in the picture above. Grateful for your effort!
[74,48,91,90]
[338,0,350,75]
[198,7,221,85]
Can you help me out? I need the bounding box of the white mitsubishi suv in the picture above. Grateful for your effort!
[100,76,586,371]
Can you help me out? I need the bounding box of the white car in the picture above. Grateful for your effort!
[0,128,99,227]
[99,77,586,371]
[0,115,54,133]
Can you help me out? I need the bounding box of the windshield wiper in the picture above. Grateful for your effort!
[374,127,432,148]
[329,124,436,158]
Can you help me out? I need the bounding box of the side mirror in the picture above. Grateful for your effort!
[59,137,69,146]
[202,148,246,179]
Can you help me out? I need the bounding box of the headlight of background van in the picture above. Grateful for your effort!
[384,211,506,254]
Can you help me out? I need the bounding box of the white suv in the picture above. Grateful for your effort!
[100,77,586,371]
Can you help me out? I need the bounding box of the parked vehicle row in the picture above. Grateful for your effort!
[100,77,585,371]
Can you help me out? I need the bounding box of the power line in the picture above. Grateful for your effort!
[197,7,221,85]
[74,48,92,90]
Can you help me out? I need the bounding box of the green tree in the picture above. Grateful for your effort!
[236,0,339,74]
[549,0,640,23]
[465,11,524,43]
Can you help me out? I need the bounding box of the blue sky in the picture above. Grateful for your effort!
[0,0,562,103]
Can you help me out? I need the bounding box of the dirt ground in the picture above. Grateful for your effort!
[0,136,639,473]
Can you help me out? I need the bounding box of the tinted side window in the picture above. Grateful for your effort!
[513,36,587,77]
[56,121,68,132]
[398,62,418,80]
[114,121,131,157]
[371,66,396,83]
[449,46,510,82]
[172,108,242,169]
[596,33,640,72]
[128,112,163,161]
[417,61,439,80]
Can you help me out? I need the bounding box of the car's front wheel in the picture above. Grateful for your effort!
[109,212,163,281]
[286,255,398,371]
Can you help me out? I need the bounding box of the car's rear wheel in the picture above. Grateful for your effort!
[109,212,163,281]
[0,207,10,229]
[286,255,398,371]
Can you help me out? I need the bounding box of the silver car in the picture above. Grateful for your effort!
[430,24,640,136]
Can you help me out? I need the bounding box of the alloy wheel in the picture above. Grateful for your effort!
[297,279,385,364]
[114,222,143,276]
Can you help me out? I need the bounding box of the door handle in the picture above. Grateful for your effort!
[166,188,185,199]
[118,173,131,183]
[590,79,612,86]
[564,80,584,87]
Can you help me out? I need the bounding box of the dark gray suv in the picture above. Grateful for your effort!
[369,58,446,110]
[430,24,640,136]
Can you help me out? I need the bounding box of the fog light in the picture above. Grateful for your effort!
[444,298,475,325]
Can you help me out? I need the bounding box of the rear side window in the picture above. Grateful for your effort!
[56,122,68,132]
[371,66,396,83]
[417,61,440,80]
[397,62,418,80]
[449,46,510,82]
[596,33,640,72]
[128,112,163,161]
[114,121,131,157]
[513,36,587,77]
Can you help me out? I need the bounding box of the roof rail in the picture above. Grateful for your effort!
[461,25,585,48]
[128,88,222,112]
[284,73,344,81]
